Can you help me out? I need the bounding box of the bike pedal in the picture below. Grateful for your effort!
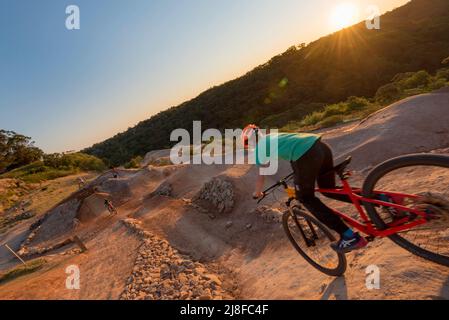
[365,236,375,242]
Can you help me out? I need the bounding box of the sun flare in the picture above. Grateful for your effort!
[330,3,360,30]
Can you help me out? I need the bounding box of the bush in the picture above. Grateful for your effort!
[1,164,76,183]
[403,88,428,96]
[318,115,345,128]
[280,121,303,132]
[436,68,449,81]
[346,96,370,111]
[43,153,106,171]
[300,111,325,127]
[298,95,371,128]
[67,153,106,171]
[1,153,106,183]
[0,259,46,285]
[375,83,401,104]
[428,77,448,91]
[124,156,143,169]
[323,103,349,117]
[399,70,431,90]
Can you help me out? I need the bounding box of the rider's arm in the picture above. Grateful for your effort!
[253,166,267,199]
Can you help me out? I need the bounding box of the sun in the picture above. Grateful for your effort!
[330,3,360,30]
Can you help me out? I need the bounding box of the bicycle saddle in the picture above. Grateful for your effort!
[333,156,352,175]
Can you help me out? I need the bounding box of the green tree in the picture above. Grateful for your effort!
[0,130,43,173]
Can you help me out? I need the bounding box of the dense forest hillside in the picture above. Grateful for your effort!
[84,0,449,165]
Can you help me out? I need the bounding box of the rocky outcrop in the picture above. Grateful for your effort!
[18,236,74,258]
[194,178,235,213]
[0,210,34,227]
[150,182,172,197]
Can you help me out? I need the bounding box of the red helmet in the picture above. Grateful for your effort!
[242,124,261,149]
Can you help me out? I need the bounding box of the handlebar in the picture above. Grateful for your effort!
[256,172,295,204]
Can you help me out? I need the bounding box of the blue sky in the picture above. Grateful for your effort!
[0,0,408,153]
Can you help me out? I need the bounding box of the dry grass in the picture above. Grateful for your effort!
[0,173,97,234]
[0,259,47,285]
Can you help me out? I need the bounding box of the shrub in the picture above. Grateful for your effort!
[67,153,106,171]
[318,115,345,128]
[43,153,106,172]
[323,103,349,117]
[300,111,325,127]
[403,88,428,96]
[399,70,431,89]
[0,259,46,285]
[280,121,303,132]
[375,83,401,104]
[124,156,143,169]
[436,68,449,81]
[428,77,448,91]
[1,153,106,183]
[346,96,370,111]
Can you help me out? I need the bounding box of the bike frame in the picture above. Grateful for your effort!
[274,172,430,239]
[316,175,428,238]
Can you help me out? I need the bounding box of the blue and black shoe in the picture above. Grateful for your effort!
[331,232,368,253]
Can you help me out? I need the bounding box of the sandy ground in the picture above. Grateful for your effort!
[0,173,95,271]
[0,223,140,299]
[0,92,449,300]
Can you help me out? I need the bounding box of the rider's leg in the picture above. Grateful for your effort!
[293,142,368,252]
[317,141,353,204]
[291,142,349,235]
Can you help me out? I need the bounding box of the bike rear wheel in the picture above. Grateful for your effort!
[363,154,449,267]
[282,206,347,276]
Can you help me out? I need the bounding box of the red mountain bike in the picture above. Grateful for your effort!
[257,154,449,276]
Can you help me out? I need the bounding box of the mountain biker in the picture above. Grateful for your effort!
[77,177,86,189]
[110,167,119,179]
[104,199,116,215]
[246,126,368,253]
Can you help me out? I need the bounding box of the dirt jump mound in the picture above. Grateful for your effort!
[76,193,110,222]
[98,178,133,205]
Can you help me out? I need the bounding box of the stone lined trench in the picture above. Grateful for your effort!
[119,219,238,300]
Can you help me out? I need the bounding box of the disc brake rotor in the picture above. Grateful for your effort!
[414,192,449,226]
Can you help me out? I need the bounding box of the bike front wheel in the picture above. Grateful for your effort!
[282,206,347,277]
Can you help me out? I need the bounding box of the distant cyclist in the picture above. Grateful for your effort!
[77,177,86,189]
[111,168,119,179]
[104,199,117,216]
[245,125,368,253]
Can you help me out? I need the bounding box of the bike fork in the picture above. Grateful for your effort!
[289,208,316,247]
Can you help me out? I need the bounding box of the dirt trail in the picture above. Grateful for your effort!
[1,92,449,300]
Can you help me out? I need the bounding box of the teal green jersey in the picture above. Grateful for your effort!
[255,132,321,166]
